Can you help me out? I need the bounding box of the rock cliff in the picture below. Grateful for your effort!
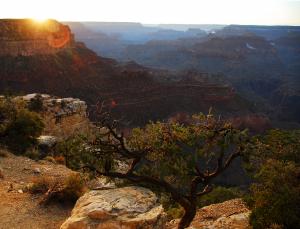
[0,19,73,56]
[17,93,90,139]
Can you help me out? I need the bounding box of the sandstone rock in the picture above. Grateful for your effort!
[14,93,90,139]
[60,186,166,229]
[207,211,251,229]
[167,198,251,229]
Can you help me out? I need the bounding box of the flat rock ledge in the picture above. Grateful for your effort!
[60,186,166,229]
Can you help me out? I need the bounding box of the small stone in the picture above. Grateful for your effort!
[18,189,23,194]
[33,168,41,174]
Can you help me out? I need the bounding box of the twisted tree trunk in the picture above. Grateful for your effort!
[178,202,197,229]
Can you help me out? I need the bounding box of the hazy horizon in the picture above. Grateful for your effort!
[1,0,300,26]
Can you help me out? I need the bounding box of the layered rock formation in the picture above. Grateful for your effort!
[0,19,73,56]
[60,186,166,229]
[0,19,252,127]
[17,93,90,139]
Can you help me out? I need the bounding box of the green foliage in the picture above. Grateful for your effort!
[0,98,44,152]
[82,113,249,228]
[197,186,243,208]
[247,130,300,229]
[54,135,105,171]
[126,113,248,191]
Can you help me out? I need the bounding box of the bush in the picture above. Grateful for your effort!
[5,109,44,152]
[0,98,44,153]
[62,173,86,202]
[29,173,86,204]
[247,130,300,229]
[54,135,100,170]
[29,176,54,194]
[249,160,300,229]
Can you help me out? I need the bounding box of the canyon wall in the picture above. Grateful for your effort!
[0,19,74,56]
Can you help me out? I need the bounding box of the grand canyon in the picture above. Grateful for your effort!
[0,2,300,228]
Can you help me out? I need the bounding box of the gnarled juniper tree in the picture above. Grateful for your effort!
[84,112,248,229]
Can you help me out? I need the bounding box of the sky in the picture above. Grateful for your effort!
[1,0,300,25]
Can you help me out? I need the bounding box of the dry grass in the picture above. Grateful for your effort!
[28,173,87,204]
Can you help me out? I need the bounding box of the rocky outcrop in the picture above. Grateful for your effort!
[18,93,90,139]
[167,199,250,229]
[0,19,73,56]
[60,186,166,229]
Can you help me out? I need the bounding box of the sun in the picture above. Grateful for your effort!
[32,17,49,23]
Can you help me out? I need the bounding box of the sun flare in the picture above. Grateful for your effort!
[32,17,48,23]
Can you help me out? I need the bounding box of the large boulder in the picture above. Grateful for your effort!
[60,186,166,229]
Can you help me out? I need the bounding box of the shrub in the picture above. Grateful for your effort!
[54,135,99,170]
[29,173,86,204]
[249,160,300,229]
[29,176,55,194]
[0,98,44,153]
[62,173,87,202]
[5,109,44,152]
[246,130,300,229]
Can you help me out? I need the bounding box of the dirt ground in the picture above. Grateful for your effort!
[0,150,74,229]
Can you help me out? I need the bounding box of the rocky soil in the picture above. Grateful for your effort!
[0,149,74,229]
[0,149,251,229]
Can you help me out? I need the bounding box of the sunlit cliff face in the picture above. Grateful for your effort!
[29,19,71,48]
[0,19,73,56]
